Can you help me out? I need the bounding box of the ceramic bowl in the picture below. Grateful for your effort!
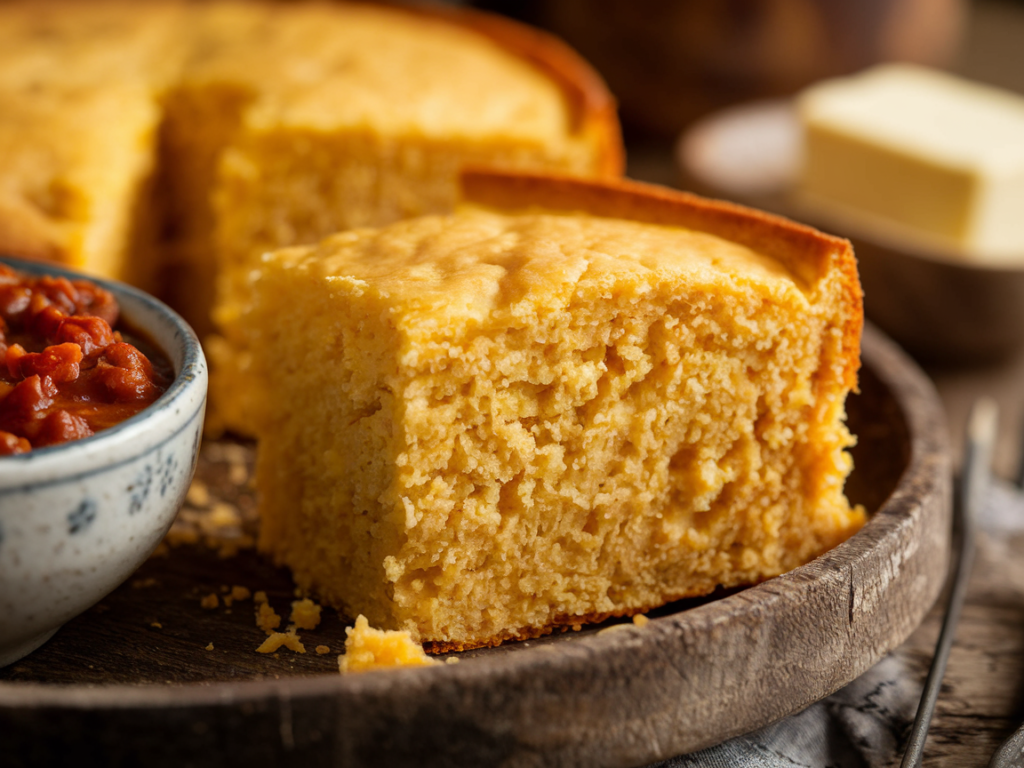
[0,257,207,667]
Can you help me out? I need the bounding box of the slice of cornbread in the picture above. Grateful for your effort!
[247,172,865,651]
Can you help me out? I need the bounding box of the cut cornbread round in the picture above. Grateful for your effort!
[244,171,865,651]
[0,0,622,432]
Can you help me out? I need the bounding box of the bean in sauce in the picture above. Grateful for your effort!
[0,265,170,454]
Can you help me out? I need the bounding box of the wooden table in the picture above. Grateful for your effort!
[903,357,1024,768]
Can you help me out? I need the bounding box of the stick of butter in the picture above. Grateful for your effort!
[797,64,1024,262]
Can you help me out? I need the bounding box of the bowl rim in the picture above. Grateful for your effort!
[0,255,207,477]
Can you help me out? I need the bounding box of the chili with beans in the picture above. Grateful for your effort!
[0,265,170,454]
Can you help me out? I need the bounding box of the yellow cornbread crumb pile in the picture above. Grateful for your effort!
[253,591,281,633]
[245,176,864,651]
[290,598,322,631]
[338,616,435,674]
[162,444,257,557]
[201,584,253,612]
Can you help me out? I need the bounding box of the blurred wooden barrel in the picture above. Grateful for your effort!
[481,0,966,136]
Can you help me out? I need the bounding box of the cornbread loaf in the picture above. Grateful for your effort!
[246,171,865,651]
[798,64,1024,261]
[0,0,622,431]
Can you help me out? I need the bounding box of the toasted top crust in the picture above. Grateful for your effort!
[179,1,617,153]
[459,170,863,389]
[269,207,812,357]
[391,1,622,176]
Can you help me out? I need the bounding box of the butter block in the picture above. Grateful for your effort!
[798,64,1024,261]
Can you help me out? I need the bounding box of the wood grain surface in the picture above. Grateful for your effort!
[892,532,1024,768]
[0,326,951,767]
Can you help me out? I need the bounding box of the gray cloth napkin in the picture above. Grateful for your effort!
[652,653,918,768]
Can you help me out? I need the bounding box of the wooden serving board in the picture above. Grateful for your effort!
[0,325,951,768]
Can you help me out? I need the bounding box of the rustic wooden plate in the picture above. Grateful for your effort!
[0,324,950,768]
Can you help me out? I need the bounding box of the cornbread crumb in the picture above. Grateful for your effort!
[338,615,435,674]
[201,505,242,538]
[186,480,211,508]
[254,591,268,604]
[632,614,650,628]
[315,645,331,655]
[257,632,306,654]
[228,462,249,486]
[444,657,460,665]
[205,642,215,651]
[161,451,259,557]
[150,622,163,629]
[231,586,252,601]
[200,593,219,610]
[256,602,282,634]
[289,598,322,631]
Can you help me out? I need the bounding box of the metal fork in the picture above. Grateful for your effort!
[901,397,997,768]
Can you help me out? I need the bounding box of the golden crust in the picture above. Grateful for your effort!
[423,583,739,654]
[384,1,623,178]
[459,169,863,391]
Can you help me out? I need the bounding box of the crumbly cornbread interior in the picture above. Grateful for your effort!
[0,0,619,431]
[247,208,864,650]
[339,615,435,673]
